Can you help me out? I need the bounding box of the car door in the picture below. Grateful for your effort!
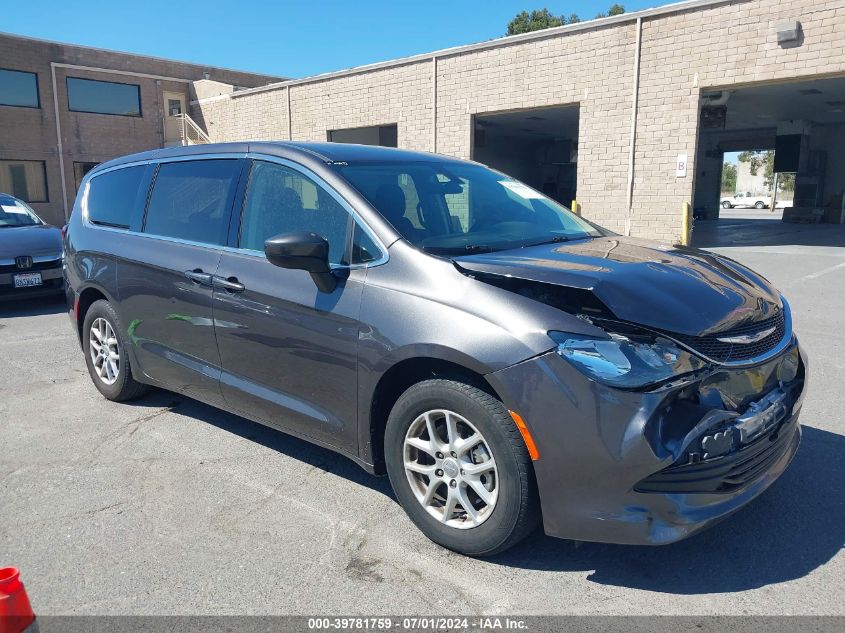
[116,156,246,402]
[212,157,384,453]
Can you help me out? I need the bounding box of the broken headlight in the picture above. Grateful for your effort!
[549,330,706,389]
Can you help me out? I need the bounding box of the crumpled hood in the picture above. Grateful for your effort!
[0,225,62,257]
[454,236,781,336]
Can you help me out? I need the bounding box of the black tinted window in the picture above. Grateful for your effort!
[66,77,141,116]
[0,68,39,108]
[86,166,146,229]
[240,161,352,265]
[144,160,239,245]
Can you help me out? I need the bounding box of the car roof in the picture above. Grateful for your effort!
[91,141,465,175]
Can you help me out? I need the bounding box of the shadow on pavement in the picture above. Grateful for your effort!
[693,218,845,249]
[490,425,844,593]
[0,294,66,318]
[126,390,842,594]
[124,389,396,500]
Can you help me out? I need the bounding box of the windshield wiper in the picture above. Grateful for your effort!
[524,235,570,248]
[422,244,498,254]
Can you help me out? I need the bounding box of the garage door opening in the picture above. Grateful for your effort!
[717,148,795,219]
[693,75,845,245]
[328,124,397,147]
[472,105,579,207]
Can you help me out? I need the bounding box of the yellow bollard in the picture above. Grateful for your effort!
[571,200,580,216]
[681,202,692,246]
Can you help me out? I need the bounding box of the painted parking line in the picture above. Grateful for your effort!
[785,262,845,287]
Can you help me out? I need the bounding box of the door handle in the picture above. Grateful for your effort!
[212,276,245,293]
[185,269,213,286]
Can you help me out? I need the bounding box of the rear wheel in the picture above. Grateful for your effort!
[754,201,766,209]
[83,300,149,402]
[384,379,540,556]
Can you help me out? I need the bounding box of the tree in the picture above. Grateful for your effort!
[506,9,564,35]
[721,162,737,193]
[505,5,624,35]
[737,150,796,193]
[596,5,625,18]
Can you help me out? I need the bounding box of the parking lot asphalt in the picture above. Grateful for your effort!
[2,216,844,616]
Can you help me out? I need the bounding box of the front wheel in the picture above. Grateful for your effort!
[384,379,540,556]
[721,201,732,209]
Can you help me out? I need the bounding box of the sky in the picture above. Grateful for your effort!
[5,0,664,78]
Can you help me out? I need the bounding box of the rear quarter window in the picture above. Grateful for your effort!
[85,165,146,229]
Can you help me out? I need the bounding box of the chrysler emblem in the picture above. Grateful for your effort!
[717,326,777,345]
[15,256,33,270]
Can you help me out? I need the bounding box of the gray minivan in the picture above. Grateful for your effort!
[65,142,807,556]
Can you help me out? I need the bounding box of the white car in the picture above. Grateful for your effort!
[720,192,771,209]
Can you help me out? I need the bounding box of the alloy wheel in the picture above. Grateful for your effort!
[89,317,120,386]
[403,409,498,529]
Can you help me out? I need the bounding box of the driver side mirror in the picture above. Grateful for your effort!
[264,232,337,293]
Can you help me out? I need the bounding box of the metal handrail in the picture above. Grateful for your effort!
[175,113,212,144]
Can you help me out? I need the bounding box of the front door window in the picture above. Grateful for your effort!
[239,160,355,265]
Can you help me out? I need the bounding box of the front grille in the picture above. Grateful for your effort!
[0,258,62,274]
[662,309,787,363]
[635,413,799,494]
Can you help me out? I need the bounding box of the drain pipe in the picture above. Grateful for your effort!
[50,63,69,221]
[286,86,292,140]
[431,56,438,152]
[625,17,643,236]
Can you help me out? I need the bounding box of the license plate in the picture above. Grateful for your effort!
[13,272,43,288]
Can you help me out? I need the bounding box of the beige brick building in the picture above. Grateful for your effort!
[0,32,282,225]
[191,0,845,241]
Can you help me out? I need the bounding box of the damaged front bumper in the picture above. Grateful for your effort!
[486,340,807,545]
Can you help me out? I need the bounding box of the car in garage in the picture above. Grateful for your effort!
[0,193,64,300]
[63,142,807,556]
[720,191,772,209]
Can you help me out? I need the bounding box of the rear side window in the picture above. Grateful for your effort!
[144,159,240,245]
[86,165,146,229]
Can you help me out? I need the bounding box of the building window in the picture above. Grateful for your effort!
[66,77,141,117]
[0,68,40,108]
[328,124,398,147]
[0,160,48,203]
[74,162,100,192]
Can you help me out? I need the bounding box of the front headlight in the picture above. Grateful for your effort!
[549,330,706,389]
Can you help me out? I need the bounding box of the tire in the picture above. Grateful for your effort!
[82,299,149,402]
[721,201,732,209]
[754,201,766,209]
[384,379,540,556]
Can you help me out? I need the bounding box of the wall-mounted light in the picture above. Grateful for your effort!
[776,21,802,45]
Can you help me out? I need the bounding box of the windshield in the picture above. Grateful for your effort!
[335,161,604,254]
[0,196,42,227]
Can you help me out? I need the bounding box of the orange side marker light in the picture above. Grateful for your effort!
[509,410,540,461]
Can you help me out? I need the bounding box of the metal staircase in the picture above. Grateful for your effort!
[176,113,212,145]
